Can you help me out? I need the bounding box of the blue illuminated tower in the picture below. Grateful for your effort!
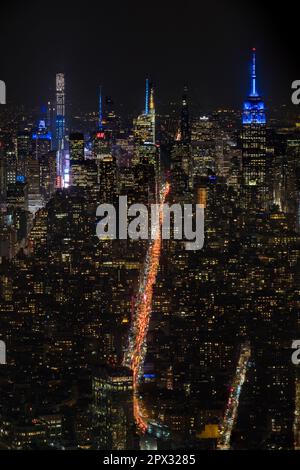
[242,49,268,209]
[145,78,149,115]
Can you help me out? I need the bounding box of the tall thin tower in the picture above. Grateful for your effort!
[145,78,150,115]
[242,49,268,209]
[180,85,190,143]
[149,83,155,144]
[56,73,65,146]
[55,73,66,186]
[99,85,103,131]
[133,79,156,149]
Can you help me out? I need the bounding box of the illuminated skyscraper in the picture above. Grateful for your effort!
[149,83,156,144]
[92,366,135,450]
[0,134,17,196]
[55,73,66,187]
[16,131,30,180]
[133,79,156,146]
[27,155,43,213]
[91,92,117,203]
[132,80,159,201]
[0,142,6,200]
[132,79,156,170]
[97,154,117,204]
[32,119,52,160]
[171,141,189,194]
[69,133,84,164]
[242,49,268,209]
[69,132,85,187]
[105,96,121,139]
[55,73,65,146]
[134,143,159,204]
[39,151,56,202]
[92,88,112,160]
[282,137,300,232]
[93,131,110,159]
[170,86,192,192]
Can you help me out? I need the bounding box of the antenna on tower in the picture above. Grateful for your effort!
[149,84,155,114]
[145,78,149,115]
[99,85,103,130]
[251,48,257,97]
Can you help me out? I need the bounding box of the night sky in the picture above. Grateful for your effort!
[1,0,300,112]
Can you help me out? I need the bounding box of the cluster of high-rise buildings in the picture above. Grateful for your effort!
[0,50,299,450]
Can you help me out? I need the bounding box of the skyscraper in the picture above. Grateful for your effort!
[170,86,192,192]
[32,119,52,160]
[99,85,103,132]
[180,85,190,144]
[69,132,85,187]
[92,87,111,160]
[242,49,268,210]
[55,73,66,147]
[133,79,156,146]
[132,80,159,201]
[0,143,5,201]
[149,83,156,144]
[282,137,300,232]
[92,366,135,450]
[97,154,117,204]
[16,131,30,180]
[55,73,66,187]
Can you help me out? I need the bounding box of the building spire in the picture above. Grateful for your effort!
[145,78,149,115]
[180,84,190,143]
[251,48,257,97]
[149,84,155,114]
[242,48,266,125]
[99,85,103,130]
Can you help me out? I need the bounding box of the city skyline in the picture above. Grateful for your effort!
[0,1,300,456]
[1,1,299,112]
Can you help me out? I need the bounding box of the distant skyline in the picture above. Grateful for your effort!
[1,1,299,112]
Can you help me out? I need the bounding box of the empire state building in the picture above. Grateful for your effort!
[242,49,268,210]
